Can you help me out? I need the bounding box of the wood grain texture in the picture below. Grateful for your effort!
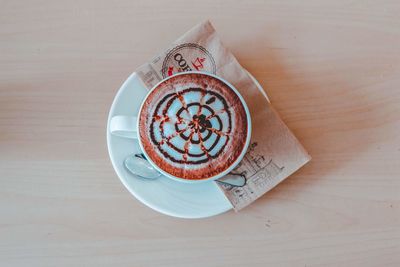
[1,0,399,266]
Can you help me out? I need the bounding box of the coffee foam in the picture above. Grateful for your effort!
[139,73,248,180]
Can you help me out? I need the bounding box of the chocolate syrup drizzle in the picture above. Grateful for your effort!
[149,88,232,164]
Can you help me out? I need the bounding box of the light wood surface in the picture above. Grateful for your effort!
[1,1,399,266]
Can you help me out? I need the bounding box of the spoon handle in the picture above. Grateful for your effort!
[125,153,246,187]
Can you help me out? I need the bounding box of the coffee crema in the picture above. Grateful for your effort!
[138,73,248,180]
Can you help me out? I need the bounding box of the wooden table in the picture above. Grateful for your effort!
[1,1,399,266]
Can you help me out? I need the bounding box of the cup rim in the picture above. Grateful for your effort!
[136,71,252,183]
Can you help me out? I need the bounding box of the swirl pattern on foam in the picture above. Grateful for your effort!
[139,73,248,180]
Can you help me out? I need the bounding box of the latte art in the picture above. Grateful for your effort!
[139,73,249,180]
[150,88,231,164]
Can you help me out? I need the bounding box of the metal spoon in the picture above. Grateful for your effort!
[124,153,246,187]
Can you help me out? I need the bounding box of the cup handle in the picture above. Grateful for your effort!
[110,116,138,139]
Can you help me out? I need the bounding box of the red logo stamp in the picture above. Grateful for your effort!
[162,43,216,78]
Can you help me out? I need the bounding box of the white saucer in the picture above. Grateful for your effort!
[107,71,269,218]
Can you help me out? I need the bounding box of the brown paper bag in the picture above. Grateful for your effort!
[136,21,311,211]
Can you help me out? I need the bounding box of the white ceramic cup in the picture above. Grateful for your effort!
[110,71,251,183]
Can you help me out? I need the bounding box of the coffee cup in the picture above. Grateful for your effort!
[110,71,251,183]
